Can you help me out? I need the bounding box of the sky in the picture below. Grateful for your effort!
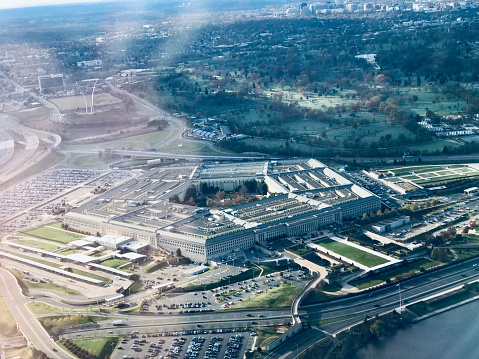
[0,0,115,10]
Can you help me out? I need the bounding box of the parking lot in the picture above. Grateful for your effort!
[110,331,253,359]
[0,169,101,232]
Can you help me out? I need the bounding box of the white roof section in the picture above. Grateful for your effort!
[152,281,174,290]
[0,251,103,285]
[120,252,146,260]
[105,293,124,301]
[88,262,132,278]
[67,239,91,247]
[65,253,95,264]
[101,235,132,244]
[119,240,149,251]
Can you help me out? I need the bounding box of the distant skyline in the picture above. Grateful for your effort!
[0,0,116,10]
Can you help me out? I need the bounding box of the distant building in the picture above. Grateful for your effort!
[346,4,358,12]
[38,74,64,93]
[371,216,411,234]
[77,60,103,68]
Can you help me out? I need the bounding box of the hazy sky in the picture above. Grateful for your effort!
[0,0,114,10]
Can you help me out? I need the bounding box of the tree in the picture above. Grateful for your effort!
[370,320,384,337]
[176,248,182,257]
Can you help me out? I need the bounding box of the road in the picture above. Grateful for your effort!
[61,147,274,161]
[0,268,73,359]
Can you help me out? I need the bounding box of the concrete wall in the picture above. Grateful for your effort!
[265,323,303,351]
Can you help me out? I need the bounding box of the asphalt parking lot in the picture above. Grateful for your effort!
[111,331,253,359]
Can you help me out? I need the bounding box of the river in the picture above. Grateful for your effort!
[357,300,479,359]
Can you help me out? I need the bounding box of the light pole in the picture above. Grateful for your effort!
[397,282,402,311]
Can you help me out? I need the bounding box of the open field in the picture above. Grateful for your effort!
[16,239,60,252]
[49,93,122,111]
[8,269,79,295]
[397,89,469,117]
[70,337,119,358]
[8,107,53,123]
[0,292,17,337]
[229,284,302,309]
[69,153,117,168]
[22,226,84,244]
[315,238,389,267]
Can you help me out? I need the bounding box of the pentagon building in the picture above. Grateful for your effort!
[64,159,380,262]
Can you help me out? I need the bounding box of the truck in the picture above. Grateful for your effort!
[112,320,124,326]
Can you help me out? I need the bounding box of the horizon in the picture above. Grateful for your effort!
[0,0,117,10]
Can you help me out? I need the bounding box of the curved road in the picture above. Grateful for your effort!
[0,268,73,359]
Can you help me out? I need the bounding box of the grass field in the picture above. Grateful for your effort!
[254,326,282,348]
[228,284,302,309]
[8,269,79,295]
[100,258,129,269]
[8,107,52,123]
[70,153,116,168]
[50,93,122,111]
[70,337,119,358]
[22,226,84,244]
[315,238,389,268]
[16,239,60,252]
[0,292,17,337]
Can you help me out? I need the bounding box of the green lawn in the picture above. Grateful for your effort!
[302,290,343,305]
[27,301,74,314]
[22,226,84,244]
[70,337,119,358]
[0,293,17,336]
[16,239,60,252]
[315,238,389,267]
[101,258,130,269]
[8,269,79,295]
[228,284,302,309]
[254,326,282,348]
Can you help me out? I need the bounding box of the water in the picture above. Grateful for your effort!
[357,300,479,359]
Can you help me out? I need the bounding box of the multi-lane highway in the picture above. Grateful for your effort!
[47,256,479,359]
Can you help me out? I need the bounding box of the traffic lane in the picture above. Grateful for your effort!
[61,316,285,340]
[60,311,291,337]
[0,268,72,359]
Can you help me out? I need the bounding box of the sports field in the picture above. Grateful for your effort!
[315,238,389,267]
[49,93,122,111]
[379,164,479,187]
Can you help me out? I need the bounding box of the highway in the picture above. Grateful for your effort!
[61,147,273,161]
[0,268,74,359]
[48,256,479,359]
